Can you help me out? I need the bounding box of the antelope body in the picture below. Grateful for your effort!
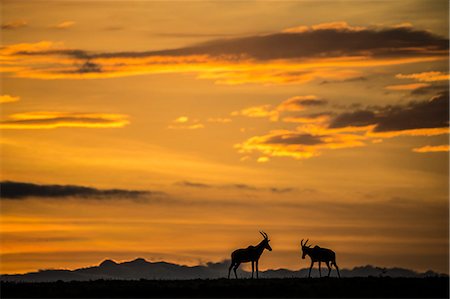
[301,239,340,278]
[228,231,272,279]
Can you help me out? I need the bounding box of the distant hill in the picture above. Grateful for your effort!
[0,258,446,282]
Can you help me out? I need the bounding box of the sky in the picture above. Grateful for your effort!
[0,0,449,275]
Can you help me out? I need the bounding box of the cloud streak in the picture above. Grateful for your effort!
[329,91,449,134]
[1,23,447,83]
[0,94,20,104]
[0,181,157,200]
[396,71,449,82]
[53,21,75,29]
[236,92,449,160]
[412,145,450,153]
[175,181,293,193]
[0,112,129,129]
[385,83,431,91]
[167,116,204,130]
[1,20,27,30]
[232,95,328,121]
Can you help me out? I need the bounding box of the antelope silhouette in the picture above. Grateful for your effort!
[301,239,340,278]
[228,231,272,279]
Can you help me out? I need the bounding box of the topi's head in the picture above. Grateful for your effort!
[260,231,272,251]
[300,239,311,259]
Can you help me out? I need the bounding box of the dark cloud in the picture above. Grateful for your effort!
[268,187,295,193]
[410,84,449,96]
[101,27,447,60]
[0,112,128,129]
[15,26,448,61]
[295,99,327,106]
[264,133,325,145]
[154,32,239,38]
[320,77,368,85]
[175,181,294,193]
[73,61,102,74]
[1,20,27,30]
[329,91,449,132]
[329,110,377,128]
[176,181,211,188]
[0,181,159,200]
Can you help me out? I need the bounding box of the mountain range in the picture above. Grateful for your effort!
[1,258,446,282]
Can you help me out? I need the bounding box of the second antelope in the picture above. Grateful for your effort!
[301,239,341,278]
[228,231,272,279]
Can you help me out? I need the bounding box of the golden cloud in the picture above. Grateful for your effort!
[385,83,431,91]
[0,95,20,104]
[412,144,450,153]
[0,112,129,129]
[236,91,449,161]
[276,95,326,112]
[256,156,270,163]
[236,128,367,160]
[396,71,449,82]
[282,21,366,33]
[54,21,75,29]
[232,95,328,123]
[1,22,447,84]
[174,116,189,124]
[367,127,450,138]
[231,105,278,121]
[168,116,204,130]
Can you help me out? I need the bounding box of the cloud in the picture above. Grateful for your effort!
[396,71,449,82]
[0,181,156,200]
[232,95,327,122]
[1,20,27,30]
[385,83,431,91]
[329,91,449,134]
[283,22,365,33]
[0,94,20,104]
[175,181,293,193]
[168,116,204,130]
[276,95,327,112]
[236,129,366,160]
[256,156,270,163]
[53,21,75,29]
[1,23,447,83]
[176,181,211,188]
[174,116,189,123]
[282,112,331,124]
[412,145,450,153]
[73,61,102,74]
[231,105,278,120]
[319,76,367,85]
[145,24,447,61]
[236,92,449,160]
[410,84,449,96]
[0,112,129,129]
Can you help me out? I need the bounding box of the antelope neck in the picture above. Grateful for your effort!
[256,239,266,254]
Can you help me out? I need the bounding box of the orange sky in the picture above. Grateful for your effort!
[0,0,449,275]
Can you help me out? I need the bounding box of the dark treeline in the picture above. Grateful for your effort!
[1,277,448,298]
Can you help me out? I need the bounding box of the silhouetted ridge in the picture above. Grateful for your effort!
[127,258,148,265]
[99,259,118,268]
[0,259,446,282]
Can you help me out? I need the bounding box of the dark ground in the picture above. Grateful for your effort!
[1,277,448,298]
